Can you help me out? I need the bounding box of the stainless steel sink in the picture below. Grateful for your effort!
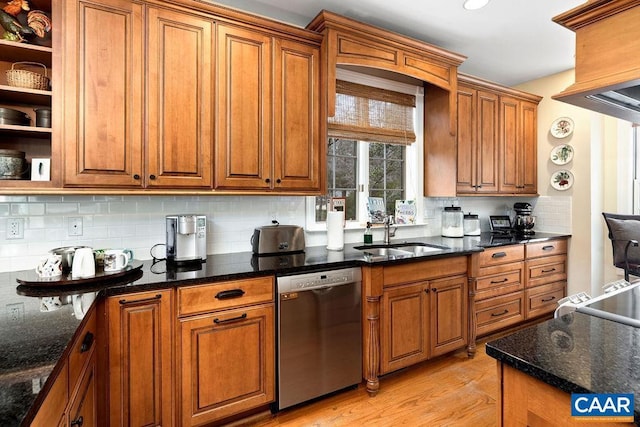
[354,242,448,261]
[402,244,445,255]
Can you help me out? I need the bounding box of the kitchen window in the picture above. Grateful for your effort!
[307,70,423,229]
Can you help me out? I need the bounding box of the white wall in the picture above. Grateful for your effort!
[516,70,635,295]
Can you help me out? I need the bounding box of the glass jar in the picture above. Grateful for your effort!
[463,213,481,236]
[442,206,463,237]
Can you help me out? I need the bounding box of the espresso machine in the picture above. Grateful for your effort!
[513,203,535,235]
[166,214,207,264]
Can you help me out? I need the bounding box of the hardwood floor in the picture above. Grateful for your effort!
[249,343,497,426]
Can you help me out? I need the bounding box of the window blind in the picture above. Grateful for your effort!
[328,80,417,145]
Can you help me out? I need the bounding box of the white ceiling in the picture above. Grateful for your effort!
[208,0,586,86]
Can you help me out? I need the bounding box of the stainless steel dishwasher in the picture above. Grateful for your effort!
[276,267,362,410]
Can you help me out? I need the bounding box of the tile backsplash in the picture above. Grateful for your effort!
[0,194,572,273]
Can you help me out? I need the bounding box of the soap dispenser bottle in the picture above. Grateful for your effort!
[364,222,373,244]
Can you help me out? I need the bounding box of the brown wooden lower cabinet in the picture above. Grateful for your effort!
[376,258,468,379]
[469,238,568,357]
[107,289,173,427]
[498,363,630,426]
[178,304,275,426]
[177,276,275,426]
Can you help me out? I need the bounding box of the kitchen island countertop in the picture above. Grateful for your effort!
[0,231,569,425]
[486,312,640,425]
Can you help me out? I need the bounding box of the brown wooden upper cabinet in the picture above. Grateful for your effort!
[62,0,214,188]
[214,25,321,192]
[456,74,541,196]
[456,83,499,194]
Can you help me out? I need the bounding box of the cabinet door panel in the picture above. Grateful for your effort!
[381,283,429,374]
[68,351,97,427]
[499,96,519,193]
[215,25,272,190]
[520,100,538,193]
[147,7,213,188]
[64,0,144,187]
[108,290,173,427]
[273,38,320,191]
[430,275,467,357]
[476,90,499,192]
[456,87,476,193]
[179,304,275,426]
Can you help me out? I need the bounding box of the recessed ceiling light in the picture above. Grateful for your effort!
[463,0,490,10]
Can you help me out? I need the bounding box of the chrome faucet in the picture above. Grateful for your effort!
[384,215,397,245]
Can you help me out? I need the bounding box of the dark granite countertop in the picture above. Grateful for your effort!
[0,232,569,425]
[486,312,640,425]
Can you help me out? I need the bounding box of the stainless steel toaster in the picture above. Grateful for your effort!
[251,224,305,255]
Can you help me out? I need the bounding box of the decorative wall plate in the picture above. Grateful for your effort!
[550,144,574,165]
[550,117,574,138]
[551,170,574,191]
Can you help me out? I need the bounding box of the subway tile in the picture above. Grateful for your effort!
[46,203,79,215]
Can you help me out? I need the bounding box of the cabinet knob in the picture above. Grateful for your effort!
[265,178,271,184]
[424,288,429,294]
[71,416,84,427]
[276,178,282,184]
[133,174,140,180]
[149,174,157,180]
[431,288,437,293]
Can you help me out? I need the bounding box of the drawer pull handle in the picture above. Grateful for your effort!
[541,296,556,302]
[214,313,248,324]
[491,278,509,284]
[80,332,94,353]
[119,294,162,305]
[215,289,245,300]
[492,252,507,258]
[71,416,84,427]
[491,309,509,317]
[542,245,555,251]
[541,268,556,273]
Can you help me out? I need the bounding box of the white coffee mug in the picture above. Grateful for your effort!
[104,249,132,272]
[35,254,62,278]
[72,247,95,278]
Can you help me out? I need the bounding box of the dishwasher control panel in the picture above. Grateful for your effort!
[277,267,362,293]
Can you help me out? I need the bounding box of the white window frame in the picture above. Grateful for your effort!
[305,69,424,231]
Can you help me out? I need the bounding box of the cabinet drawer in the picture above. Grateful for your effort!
[475,292,524,336]
[479,245,524,267]
[526,254,567,288]
[476,261,524,299]
[68,306,97,391]
[178,276,274,316]
[525,281,566,319]
[526,239,567,259]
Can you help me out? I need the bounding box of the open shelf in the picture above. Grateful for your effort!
[0,40,52,66]
[0,85,51,105]
[0,124,52,138]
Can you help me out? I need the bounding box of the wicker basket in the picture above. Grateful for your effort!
[6,62,49,90]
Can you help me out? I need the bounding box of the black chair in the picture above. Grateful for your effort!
[602,212,640,281]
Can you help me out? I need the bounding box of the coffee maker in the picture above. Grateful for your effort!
[513,203,535,235]
[166,214,207,264]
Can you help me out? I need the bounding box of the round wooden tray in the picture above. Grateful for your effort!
[16,261,144,287]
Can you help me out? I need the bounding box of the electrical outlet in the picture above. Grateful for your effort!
[7,302,24,323]
[68,217,83,236]
[7,218,24,239]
